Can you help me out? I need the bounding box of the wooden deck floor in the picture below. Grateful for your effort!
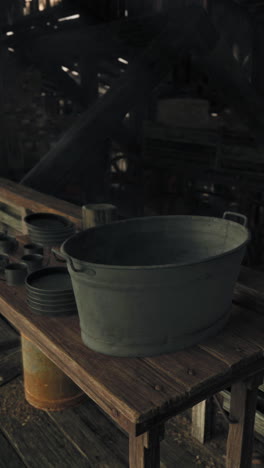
[0,315,263,468]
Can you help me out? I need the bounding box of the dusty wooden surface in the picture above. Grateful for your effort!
[0,374,212,468]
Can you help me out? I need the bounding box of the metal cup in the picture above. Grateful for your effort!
[24,243,44,255]
[4,262,28,286]
[0,232,17,254]
[0,254,9,271]
[21,254,44,273]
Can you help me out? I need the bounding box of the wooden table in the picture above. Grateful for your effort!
[1,259,264,468]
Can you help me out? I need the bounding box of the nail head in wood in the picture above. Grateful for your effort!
[112,408,119,418]
[154,384,163,391]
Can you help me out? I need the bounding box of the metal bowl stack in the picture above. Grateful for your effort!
[25,266,77,316]
[24,213,75,247]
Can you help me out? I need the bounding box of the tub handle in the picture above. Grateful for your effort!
[52,249,66,263]
[223,211,248,227]
[51,249,95,275]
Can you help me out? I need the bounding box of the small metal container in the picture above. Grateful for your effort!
[4,262,28,286]
[0,254,9,271]
[0,233,17,254]
[24,243,44,255]
[21,254,44,273]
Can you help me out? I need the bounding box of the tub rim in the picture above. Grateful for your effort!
[61,215,250,272]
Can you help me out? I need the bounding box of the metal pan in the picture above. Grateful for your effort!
[28,226,75,236]
[28,232,75,241]
[25,267,74,295]
[27,301,77,317]
[28,233,74,246]
[24,213,74,230]
[28,238,70,248]
[26,294,76,307]
[26,289,75,300]
[27,298,77,313]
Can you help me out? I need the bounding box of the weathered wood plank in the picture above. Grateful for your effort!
[191,398,214,444]
[224,305,264,353]
[0,202,22,233]
[48,399,128,467]
[145,347,229,395]
[198,310,263,369]
[226,375,262,468]
[129,426,161,468]
[238,266,264,292]
[21,7,217,195]
[0,178,82,229]
[0,379,93,468]
[233,282,264,313]
[160,438,198,468]
[0,430,26,468]
[0,376,199,468]
[222,389,264,439]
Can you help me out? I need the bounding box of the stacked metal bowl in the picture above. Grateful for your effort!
[24,213,75,247]
[25,266,77,316]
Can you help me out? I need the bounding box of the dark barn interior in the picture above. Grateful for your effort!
[1,1,264,467]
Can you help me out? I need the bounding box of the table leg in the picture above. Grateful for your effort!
[226,374,263,468]
[192,398,214,444]
[129,425,164,468]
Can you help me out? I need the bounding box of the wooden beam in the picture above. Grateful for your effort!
[222,389,264,440]
[191,398,214,444]
[21,6,217,196]
[226,374,263,468]
[129,425,163,468]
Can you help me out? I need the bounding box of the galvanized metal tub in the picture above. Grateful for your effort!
[60,214,249,357]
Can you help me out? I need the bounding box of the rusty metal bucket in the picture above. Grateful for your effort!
[21,335,85,411]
